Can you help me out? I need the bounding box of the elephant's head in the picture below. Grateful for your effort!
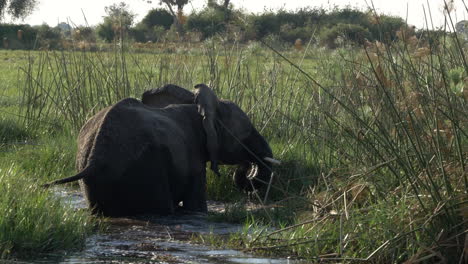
[141,84,279,192]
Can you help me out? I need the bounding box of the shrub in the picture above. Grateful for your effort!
[0,24,37,49]
[327,7,370,27]
[0,117,30,145]
[279,24,314,43]
[96,20,115,43]
[320,23,370,48]
[72,26,96,43]
[250,12,281,39]
[34,24,62,49]
[368,15,406,42]
[141,8,173,30]
[186,8,226,39]
[0,164,94,258]
[96,2,135,43]
[276,8,324,28]
[129,23,147,42]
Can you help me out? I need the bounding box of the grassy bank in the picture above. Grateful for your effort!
[1,55,97,258]
[0,24,466,262]
[0,108,94,258]
[0,147,94,258]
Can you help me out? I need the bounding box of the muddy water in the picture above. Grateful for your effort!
[33,188,307,264]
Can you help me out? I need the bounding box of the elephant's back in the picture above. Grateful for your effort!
[76,105,112,171]
[75,98,150,171]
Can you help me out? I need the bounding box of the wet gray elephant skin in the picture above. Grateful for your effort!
[193,83,221,177]
[44,84,275,217]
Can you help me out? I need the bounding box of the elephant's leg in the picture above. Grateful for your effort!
[140,146,175,215]
[110,146,175,216]
[183,166,208,213]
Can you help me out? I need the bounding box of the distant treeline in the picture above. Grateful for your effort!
[0,6,408,50]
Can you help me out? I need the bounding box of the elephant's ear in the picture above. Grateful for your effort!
[141,84,194,108]
[218,100,253,141]
[194,83,221,176]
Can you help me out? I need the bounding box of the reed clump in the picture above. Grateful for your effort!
[0,163,94,258]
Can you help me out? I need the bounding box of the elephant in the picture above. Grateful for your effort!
[44,84,279,217]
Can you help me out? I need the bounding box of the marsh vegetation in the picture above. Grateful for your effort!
[0,18,466,262]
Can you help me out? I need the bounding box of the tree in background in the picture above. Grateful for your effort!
[186,7,226,39]
[35,24,61,49]
[0,24,36,49]
[319,23,370,48]
[0,0,37,20]
[141,8,173,30]
[73,26,96,43]
[208,0,230,9]
[131,8,172,42]
[159,0,189,36]
[185,0,241,40]
[207,0,231,21]
[97,2,135,43]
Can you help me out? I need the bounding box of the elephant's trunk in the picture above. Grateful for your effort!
[264,157,281,165]
[233,129,276,192]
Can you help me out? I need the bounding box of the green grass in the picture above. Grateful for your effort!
[2,135,76,182]
[0,117,30,144]
[0,100,91,258]
[0,163,95,258]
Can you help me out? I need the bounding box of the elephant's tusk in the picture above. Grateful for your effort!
[247,164,258,179]
[264,157,281,165]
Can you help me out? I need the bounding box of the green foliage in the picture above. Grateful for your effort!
[276,9,319,28]
[250,12,281,39]
[141,8,173,30]
[34,24,62,49]
[0,6,407,49]
[151,26,167,42]
[0,24,37,49]
[131,23,167,43]
[130,8,173,43]
[0,0,37,19]
[368,15,406,41]
[327,7,369,26]
[448,67,467,97]
[129,23,147,42]
[0,163,94,258]
[320,23,370,48]
[96,2,135,43]
[96,20,115,43]
[206,166,243,202]
[72,26,96,42]
[104,2,135,28]
[0,117,30,145]
[279,24,313,43]
[3,135,77,182]
[20,50,140,130]
[186,8,227,39]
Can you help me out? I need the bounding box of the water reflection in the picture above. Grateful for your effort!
[31,187,308,264]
